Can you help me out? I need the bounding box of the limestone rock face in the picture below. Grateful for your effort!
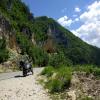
[43,27,56,53]
[48,25,68,47]
[43,25,68,53]
[20,26,32,38]
[32,33,36,45]
[0,14,20,53]
[0,14,11,33]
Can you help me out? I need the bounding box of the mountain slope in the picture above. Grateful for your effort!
[0,0,100,66]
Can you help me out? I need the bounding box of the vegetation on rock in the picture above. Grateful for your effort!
[0,37,9,63]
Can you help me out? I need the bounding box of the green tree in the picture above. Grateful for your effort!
[0,37,9,63]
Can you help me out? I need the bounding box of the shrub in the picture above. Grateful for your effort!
[44,66,72,93]
[57,67,72,89]
[0,38,9,63]
[73,65,100,77]
[73,65,94,74]
[93,67,100,77]
[46,79,63,93]
[0,49,9,63]
[28,46,49,66]
[41,66,54,77]
[49,52,72,67]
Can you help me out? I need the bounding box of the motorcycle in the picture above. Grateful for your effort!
[20,61,33,77]
[23,62,33,77]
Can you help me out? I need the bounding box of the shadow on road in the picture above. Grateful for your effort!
[14,73,33,78]
[14,75,23,78]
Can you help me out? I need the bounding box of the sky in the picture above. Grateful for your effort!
[22,0,100,48]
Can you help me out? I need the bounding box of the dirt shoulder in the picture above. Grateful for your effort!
[0,68,51,100]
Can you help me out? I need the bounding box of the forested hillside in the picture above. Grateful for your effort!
[0,0,100,66]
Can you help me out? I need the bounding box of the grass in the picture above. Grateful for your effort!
[41,65,100,93]
[73,65,100,77]
[46,78,63,93]
[0,66,6,73]
[41,66,72,93]
[81,96,93,100]
[93,67,100,77]
[73,65,94,73]
[41,66,55,77]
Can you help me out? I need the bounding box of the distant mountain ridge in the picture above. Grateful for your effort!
[0,0,100,66]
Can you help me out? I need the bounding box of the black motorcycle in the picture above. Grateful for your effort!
[20,61,33,77]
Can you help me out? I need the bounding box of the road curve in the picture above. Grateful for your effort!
[0,68,44,81]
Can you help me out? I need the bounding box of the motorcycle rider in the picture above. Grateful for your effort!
[19,54,33,77]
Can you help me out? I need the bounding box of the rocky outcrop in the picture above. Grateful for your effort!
[0,14,20,52]
[31,33,36,45]
[43,27,56,53]
[49,24,68,47]
[0,14,11,36]
[20,25,32,39]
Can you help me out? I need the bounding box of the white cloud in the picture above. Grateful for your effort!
[75,18,79,22]
[72,1,100,47]
[75,7,81,12]
[57,16,73,27]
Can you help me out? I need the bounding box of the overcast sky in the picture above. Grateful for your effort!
[23,0,100,48]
